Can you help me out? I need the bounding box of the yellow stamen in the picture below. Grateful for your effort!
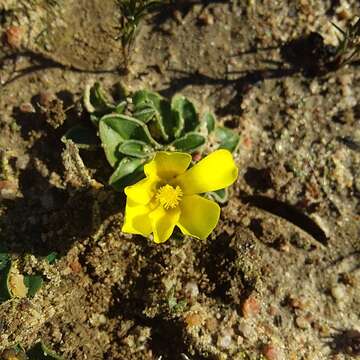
[156,184,183,210]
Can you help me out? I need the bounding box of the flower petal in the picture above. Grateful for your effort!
[122,199,152,236]
[178,195,220,239]
[149,206,180,243]
[176,149,238,194]
[124,177,157,205]
[144,152,192,180]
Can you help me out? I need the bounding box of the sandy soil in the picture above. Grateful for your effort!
[0,1,359,359]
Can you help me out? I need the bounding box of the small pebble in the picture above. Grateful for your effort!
[16,154,30,170]
[217,330,232,349]
[242,296,260,318]
[309,80,319,94]
[205,317,218,332]
[3,26,22,48]
[262,344,284,360]
[184,281,199,300]
[278,241,290,252]
[238,319,256,340]
[331,284,346,302]
[0,180,18,200]
[38,91,55,107]
[237,335,244,345]
[267,305,278,316]
[198,12,214,26]
[19,102,35,113]
[287,295,306,310]
[192,152,202,162]
[161,22,174,36]
[69,260,82,273]
[295,315,309,330]
[172,10,183,24]
[336,4,351,20]
[184,313,202,328]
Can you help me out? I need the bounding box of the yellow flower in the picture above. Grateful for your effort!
[122,149,238,243]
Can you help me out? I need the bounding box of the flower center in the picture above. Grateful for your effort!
[156,184,183,210]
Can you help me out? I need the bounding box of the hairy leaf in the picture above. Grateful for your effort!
[214,127,240,152]
[202,112,216,133]
[207,188,228,204]
[84,82,114,116]
[109,157,145,190]
[171,94,198,133]
[99,114,159,167]
[132,90,172,141]
[169,132,205,153]
[118,140,154,158]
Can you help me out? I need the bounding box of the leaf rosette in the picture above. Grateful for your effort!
[65,82,240,202]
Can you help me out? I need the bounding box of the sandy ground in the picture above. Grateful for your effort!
[0,1,359,359]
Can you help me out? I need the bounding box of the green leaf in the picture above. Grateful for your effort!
[27,342,63,360]
[173,299,187,313]
[0,261,12,303]
[207,188,228,204]
[157,100,174,141]
[109,157,145,191]
[202,112,216,133]
[89,114,100,126]
[167,285,187,313]
[0,253,10,271]
[171,110,183,139]
[23,275,43,298]
[45,252,58,264]
[118,140,154,158]
[171,96,186,137]
[99,114,159,167]
[133,107,156,123]
[115,100,127,114]
[113,81,129,100]
[214,127,240,152]
[171,94,198,133]
[132,90,172,141]
[84,82,114,115]
[169,132,205,153]
[62,125,99,150]
[132,90,161,123]
[14,344,27,354]
[99,118,123,167]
